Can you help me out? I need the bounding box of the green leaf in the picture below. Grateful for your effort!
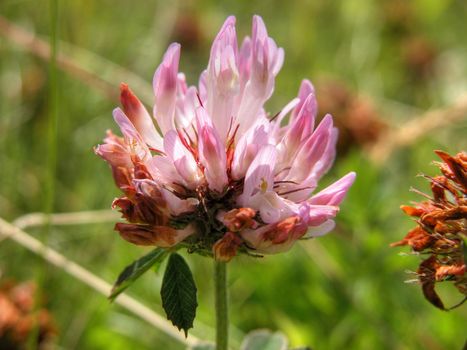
[110,247,168,301]
[240,330,288,350]
[161,253,198,337]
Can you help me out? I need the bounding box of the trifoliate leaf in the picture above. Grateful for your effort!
[240,329,288,350]
[161,253,198,337]
[110,247,168,301]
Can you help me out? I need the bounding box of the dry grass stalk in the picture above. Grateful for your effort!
[0,15,153,104]
[0,217,201,347]
[369,94,467,164]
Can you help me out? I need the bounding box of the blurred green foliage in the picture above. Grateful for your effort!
[0,0,466,349]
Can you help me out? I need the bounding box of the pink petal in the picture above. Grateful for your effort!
[175,85,198,131]
[231,118,270,180]
[163,130,202,188]
[161,188,199,216]
[310,120,338,180]
[309,172,356,206]
[236,15,284,136]
[146,155,184,185]
[269,98,300,139]
[293,93,316,139]
[95,131,131,168]
[249,191,298,224]
[239,144,277,205]
[275,94,317,176]
[176,72,188,94]
[303,220,336,238]
[113,108,150,161]
[238,36,252,88]
[291,79,316,121]
[198,70,208,104]
[196,107,228,192]
[206,16,239,141]
[120,83,163,150]
[287,115,333,183]
[153,43,181,135]
[95,131,134,191]
[305,204,339,226]
[241,215,306,254]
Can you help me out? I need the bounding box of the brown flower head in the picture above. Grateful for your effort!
[391,151,467,310]
[0,280,56,349]
[316,79,387,154]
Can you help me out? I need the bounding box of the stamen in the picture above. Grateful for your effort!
[226,115,234,141]
[273,180,299,186]
[196,92,204,107]
[274,167,291,178]
[227,124,240,151]
[149,147,165,156]
[277,186,313,196]
[191,124,199,144]
[404,279,420,284]
[269,110,281,122]
[177,129,200,162]
[424,174,464,194]
[409,187,434,201]
[183,128,195,148]
[260,178,268,193]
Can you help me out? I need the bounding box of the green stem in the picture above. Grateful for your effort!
[27,1,58,349]
[214,261,228,350]
[46,0,59,217]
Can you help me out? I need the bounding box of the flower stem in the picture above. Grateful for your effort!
[214,260,228,350]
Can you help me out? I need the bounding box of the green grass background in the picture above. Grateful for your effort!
[0,0,466,349]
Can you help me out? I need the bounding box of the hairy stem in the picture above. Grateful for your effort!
[214,261,228,350]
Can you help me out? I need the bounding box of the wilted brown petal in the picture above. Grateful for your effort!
[400,205,424,217]
[390,226,434,251]
[115,223,178,247]
[213,232,243,262]
[435,150,467,190]
[133,162,153,180]
[111,166,134,193]
[113,197,138,222]
[435,263,466,281]
[423,206,467,224]
[263,216,308,245]
[434,220,463,234]
[418,256,445,310]
[430,176,448,202]
[221,208,256,232]
[112,180,169,226]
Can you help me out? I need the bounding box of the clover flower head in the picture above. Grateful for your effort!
[0,280,56,347]
[95,15,356,261]
[392,151,467,310]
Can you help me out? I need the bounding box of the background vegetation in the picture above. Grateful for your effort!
[0,0,466,349]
